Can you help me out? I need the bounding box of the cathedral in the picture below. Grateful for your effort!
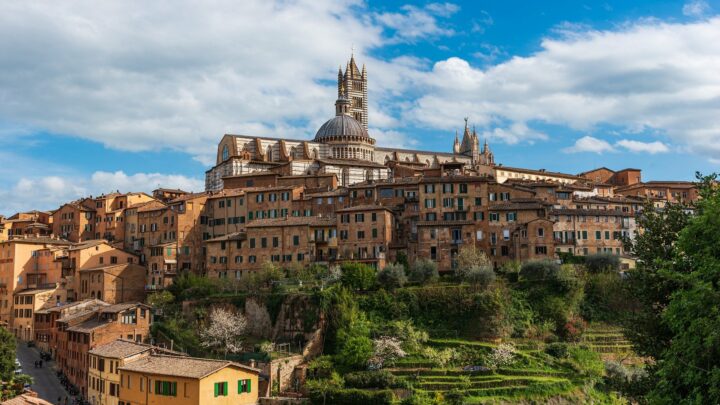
[205,55,495,191]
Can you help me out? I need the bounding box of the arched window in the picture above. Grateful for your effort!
[342,168,350,185]
[222,145,229,161]
[266,146,273,162]
[366,170,374,181]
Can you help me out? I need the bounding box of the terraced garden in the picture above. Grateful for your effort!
[385,338,600,403]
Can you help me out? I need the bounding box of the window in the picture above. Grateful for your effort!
[371,212,377,222]
[424,199,436,208]
[261,238,267,248]
[372,228,378,238]
[424,184,435,193]
[442,184,454,193]
[506,212,517,222]
[430,246,437,260]
[535,246,548,255]
[537,228,545,237]
[293,235,300,246]
[595,230,601,240]
[355,213,364,222]
[272,237,279,248]
[459,184,468,193]
[155,380,177,396]
[489,212,499,222]
[473,212,484,221]
[503,229,510,240]
[357,231,365,239]
[214,382,228,397]
[238,379,252,393]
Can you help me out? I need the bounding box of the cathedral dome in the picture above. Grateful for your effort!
[313,114,372,143]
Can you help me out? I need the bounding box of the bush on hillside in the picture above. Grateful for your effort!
[409,259,439,284]
[584,253,621,274]
[340,262,376,290]
[544,342,569,358]
[461,265,496,288]
[343,370,397,388]
[309,388,395,405]
[377,263,407,289]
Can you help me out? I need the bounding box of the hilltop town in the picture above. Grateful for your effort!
[0,56,706,405]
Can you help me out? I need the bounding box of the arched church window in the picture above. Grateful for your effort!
[222,145,229,161]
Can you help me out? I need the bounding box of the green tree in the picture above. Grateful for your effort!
[0,328,15,382]
[583,253,620,274]
[646,173,720,404]
[409,259,438,284]
[622,199,690,359]
[340,262,376,290]
[377,263,407,289]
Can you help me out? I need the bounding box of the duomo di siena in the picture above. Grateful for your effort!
[205,55,495,191]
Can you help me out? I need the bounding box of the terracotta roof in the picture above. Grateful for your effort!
[136,201,168,213]
[15,287,56,296]
[2,237,71,245]
[489,202,547,211]
[66,318,111,333]
[336,204,393,213]
[88,339,153,359]
[46,299,107,314]
[495,165,583,180]
[207,189,245,199]
[79,263,134,272]
[205,232,246,242]
[67,239,108,251]
[240,185,300,193]
[154,188,189,194]
[118,354,260,379]
[168,192,208,203]
[100,302,148,313]
[247,216,335,228]
[1,394,54,405]
[550,208,633,217]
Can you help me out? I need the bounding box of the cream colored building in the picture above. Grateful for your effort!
[12,287,57,341]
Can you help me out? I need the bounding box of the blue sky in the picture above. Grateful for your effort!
[0,0,719,214]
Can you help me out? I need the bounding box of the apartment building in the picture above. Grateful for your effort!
[52,199,97,242]
[77,263,146,304]
[59,303,152,398]
[2,211,53,239]
[118,355,260,405]
[336,205,393,268]
[205,216,336,278]
[0,237,71,325]
[34,299,107,357]
[551,208,635,256]
[11,287,57,341]
[59,240,139,303]
[88,339,180,405]
[93,192,156,244]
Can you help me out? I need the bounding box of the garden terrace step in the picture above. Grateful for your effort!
[588,344,633,354]
[388,368,495,377]
[496,368,574,378]
[416,377,569,391]
[420,380,574,398]
[583,335,628,343]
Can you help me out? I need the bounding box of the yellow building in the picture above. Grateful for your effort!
[118,354,260,405]
[88,339,176,405]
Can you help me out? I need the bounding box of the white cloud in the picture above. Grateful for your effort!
[404,17,720,159]
[683,0,711,17]
[616,139,669,154]
[0,171,202,214]
[374,3,458,43]
[563,136,615,154]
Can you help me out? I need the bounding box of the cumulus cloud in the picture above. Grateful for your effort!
[563,136,615,154]
[683,0,711,17]
[0,171,202,214]
[374,3,459,43]
[615,139,669,154]
[404,17,720,161]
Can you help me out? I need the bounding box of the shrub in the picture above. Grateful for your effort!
[309,388,395,405]
[461,265,496,288]
[336,335,373,370]
[386,320,429,352]
[422,346,460,368]
[377,263,407,289]
[559,316,586,342]
[340,262,377,290]
[307,356,334,379]
[400,391,437,405]
[584,253,620,274]
[455,245,491,276]
[444,389,467,405]
[409,259,439,284]
[368,336,407,369]
[544,342,569,358]
[343,370,396,388]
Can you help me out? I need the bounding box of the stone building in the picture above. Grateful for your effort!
[205,55,492,191]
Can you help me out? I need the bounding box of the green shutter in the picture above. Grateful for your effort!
[247,379,251,393]
[238,380,242,393]
[214,383,219,397]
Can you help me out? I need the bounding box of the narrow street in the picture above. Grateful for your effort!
[15,342,70,405]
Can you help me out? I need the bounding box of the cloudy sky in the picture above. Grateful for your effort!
[1,0,719,214]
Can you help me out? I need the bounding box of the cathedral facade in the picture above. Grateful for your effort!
[205,55,494,191]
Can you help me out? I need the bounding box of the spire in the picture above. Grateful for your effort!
[453,130,460,154]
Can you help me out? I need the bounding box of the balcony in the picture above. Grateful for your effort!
[145,284,164,291]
